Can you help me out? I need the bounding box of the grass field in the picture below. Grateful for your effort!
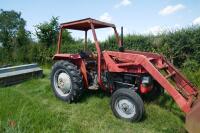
[0,69,192,133]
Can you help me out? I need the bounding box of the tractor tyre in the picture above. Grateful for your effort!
[111,88,144,122]
[51,60,83,103]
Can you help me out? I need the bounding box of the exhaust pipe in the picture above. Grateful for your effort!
[119,26,124,52]
[121,26,123,46]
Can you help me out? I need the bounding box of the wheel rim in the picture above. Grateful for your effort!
[54,69,72,97]
[115,98,136,119]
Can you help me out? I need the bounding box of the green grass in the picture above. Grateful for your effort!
[0,69,187,133]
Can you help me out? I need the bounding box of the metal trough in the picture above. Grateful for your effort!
[0,64,43,86]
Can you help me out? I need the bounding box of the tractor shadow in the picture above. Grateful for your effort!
[79,89,110,103]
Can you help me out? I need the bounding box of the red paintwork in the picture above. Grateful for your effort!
[53,54,81,60]
[78,60,89,88]
[60,18,115,30]
[53,18,200,124]
[140,84,153,94]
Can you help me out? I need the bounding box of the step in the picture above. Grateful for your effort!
[88,84,99,90]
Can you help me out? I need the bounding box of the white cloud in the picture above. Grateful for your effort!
[114,0,131,8]
[145,26,166,35]
[99,12,112,23]
[174,24,181,28]
[192,17,200,25]
[159,4,185,16]
[144,24,182,35]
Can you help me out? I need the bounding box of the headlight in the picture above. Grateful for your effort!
[142,76,152,84]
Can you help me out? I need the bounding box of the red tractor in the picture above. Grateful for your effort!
[51,18,200,133]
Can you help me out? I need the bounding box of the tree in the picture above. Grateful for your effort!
[0,9,30,50]
[35,17,59,47]
[35,17,74,47]
[62,29,74,44]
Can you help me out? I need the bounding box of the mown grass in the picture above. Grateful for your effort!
[0,69,190,133]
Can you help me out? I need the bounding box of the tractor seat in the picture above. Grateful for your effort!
[79,51,97,59]
[119,46,124,52]
[79,51,90,59]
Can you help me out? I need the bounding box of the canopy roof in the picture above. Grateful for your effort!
[60,18,115,31]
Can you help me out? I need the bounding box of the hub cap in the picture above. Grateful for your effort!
[54,70,72,97]
[115,98,136,119]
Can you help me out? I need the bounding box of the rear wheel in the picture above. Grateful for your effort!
[111,88,144,122]
[51,60,83,102]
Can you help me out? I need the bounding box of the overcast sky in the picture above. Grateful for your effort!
[1,0,200,40]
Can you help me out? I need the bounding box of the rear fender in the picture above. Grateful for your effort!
[53,53,81,60]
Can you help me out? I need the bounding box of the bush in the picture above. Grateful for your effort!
[182,59,200,72]
[1,25,200,68]
[182,59,200,88]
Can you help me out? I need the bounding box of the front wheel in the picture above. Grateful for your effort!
[111,88,144,122]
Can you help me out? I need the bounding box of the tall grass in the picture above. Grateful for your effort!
[0,69,186,133]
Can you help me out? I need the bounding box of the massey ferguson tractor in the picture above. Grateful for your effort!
[51,18,200,133]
